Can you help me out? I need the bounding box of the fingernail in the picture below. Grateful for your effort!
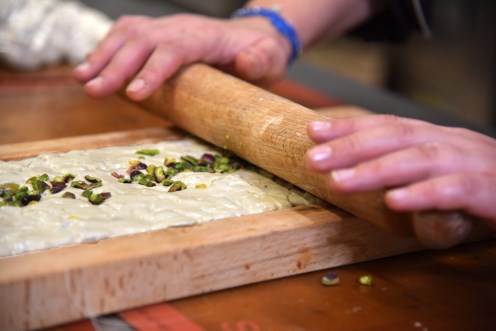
[387,189,408,201]
[127,78,146,93]
[86,76,103,88]
[331,168,355,182]
[75,62,90,73]
[308,145,332,162]
[309,121,332,131]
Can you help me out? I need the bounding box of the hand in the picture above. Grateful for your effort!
[305,114,496,229]
[73,14,290,100]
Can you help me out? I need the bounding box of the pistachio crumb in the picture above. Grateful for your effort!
[359,275,373,286]
[136,148,160,156]
[321,272,340,286]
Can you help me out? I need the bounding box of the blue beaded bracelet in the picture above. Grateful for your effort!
[231,7,302,65]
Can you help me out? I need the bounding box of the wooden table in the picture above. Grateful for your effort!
[1,66,495,331]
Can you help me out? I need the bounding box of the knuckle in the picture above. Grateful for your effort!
[170,13,195,21]
[450,175,476,198]
[100,72,123,88]
[158,39,184,51]
[137,68,161,85]
[445,126,471,136]
[113,16,151,36]
[342,134,363,155]
[416,142,443,163]
[366,160,388,178]
[379,114,402,124]
[430,174,475,209]
[116,15,148,26]
[340,117,361,133]
[394,122,417,143]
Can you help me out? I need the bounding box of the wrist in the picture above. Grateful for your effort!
[231,7,301,64]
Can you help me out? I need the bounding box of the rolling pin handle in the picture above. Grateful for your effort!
[412,210,474,249]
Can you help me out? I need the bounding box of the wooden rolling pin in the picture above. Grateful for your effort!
[137,64,474,249]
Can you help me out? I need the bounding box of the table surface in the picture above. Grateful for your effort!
[1,66,495,331]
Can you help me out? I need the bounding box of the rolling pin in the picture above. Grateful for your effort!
[136,64,474,249]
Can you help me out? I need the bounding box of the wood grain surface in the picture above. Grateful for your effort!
[140,64,485,247]
[0,129,426,330]
[0,65,494,331]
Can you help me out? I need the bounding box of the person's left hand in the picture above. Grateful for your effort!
[73,14,291,100]
[305,114,496,230]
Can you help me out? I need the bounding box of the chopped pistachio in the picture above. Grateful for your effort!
[127,160,147,174]
[321,272,340,286]
[15,189,28,201]
[81,190,111,205]
[137,178,156,187]
[0,189,13,201]
[84,175,102,184]
[192,166,210,173]
[181,155,199,166]
[39,174,49,181]
[165,168,178,178]
[215,155,230,165]
[118,178,132,184]
[0,183,20,194]
[61,192,76,199]
[164,157,176,166]
[10,200,22,207]
[88,193,104,205]
[359,275,373,286]
[31,179,48,194]
[70,179,101,190]
[111,172,124,179]
[214,164,231,173]
[168,181,186,192]
[130,171,145,182]
[195,184,208,189]
[20,194,41,206]
[170,162,191,172]
[161,179,174,187]
[154,166,166,183]
[200,153,214,164]
[52,174,75,183]
[128,159,142,167]
[146,164,156,176]
[136,148,160,156]
[26,176,37,185]
[50,181,66,194]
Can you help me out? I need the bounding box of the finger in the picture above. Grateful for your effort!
[306,119,491,172]
[307,114,426,144]
[83,39,155,98]
[385,173,496,228]
[74,34,127,83]
[125,38,206,100]
[74,16,149,82]
[329,142,490,192]
[443,126,496,148]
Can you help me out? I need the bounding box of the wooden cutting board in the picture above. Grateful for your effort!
[0,126,430,331]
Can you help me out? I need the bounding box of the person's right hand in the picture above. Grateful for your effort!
[305,115,496,230]
[73,13,291,100]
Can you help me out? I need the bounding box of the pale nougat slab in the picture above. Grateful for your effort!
[0,138,311,257]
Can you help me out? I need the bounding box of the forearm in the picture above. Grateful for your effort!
[245,0,381,47]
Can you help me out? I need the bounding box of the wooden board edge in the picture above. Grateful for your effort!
[0,127,186,160]
[0,204,425,330]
